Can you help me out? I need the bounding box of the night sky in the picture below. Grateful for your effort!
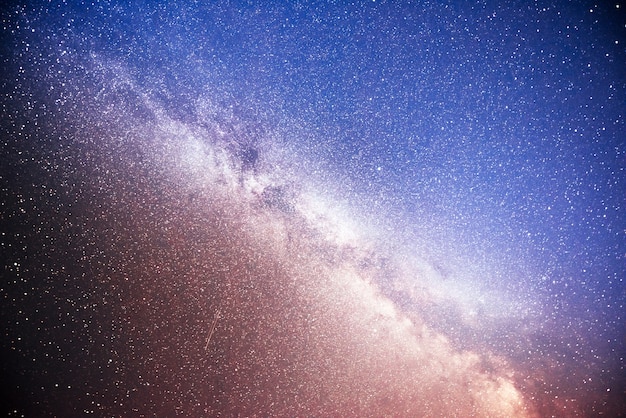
[1,1,625,417]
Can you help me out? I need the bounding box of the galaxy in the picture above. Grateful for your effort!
[1,1,625,417]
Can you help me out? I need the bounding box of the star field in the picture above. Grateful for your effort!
[1,1,625,416]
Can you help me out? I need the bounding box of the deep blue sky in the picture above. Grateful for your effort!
[5,0,625,337]
[47,0,625,306]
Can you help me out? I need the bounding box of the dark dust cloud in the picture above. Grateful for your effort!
[1,1,625,417]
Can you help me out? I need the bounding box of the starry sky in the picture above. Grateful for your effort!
[1,1,625,416]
